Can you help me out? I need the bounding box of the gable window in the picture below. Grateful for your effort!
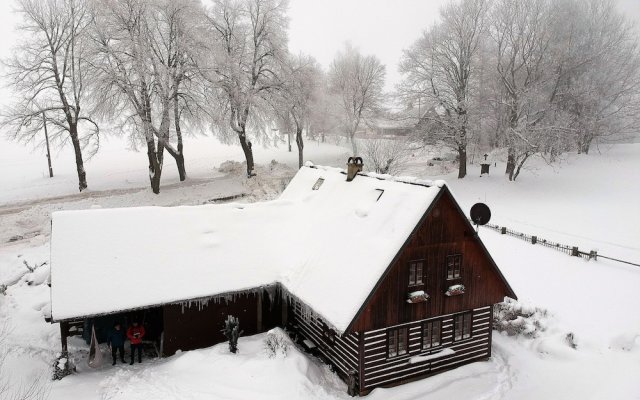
[408,260,424,286]
[387,327,408,358]
[453,312,472,341]
[422,320,441,349]
[446,255,462,280]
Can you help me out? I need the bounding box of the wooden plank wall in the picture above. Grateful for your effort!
[352,191,511,333]
[290,299,360,378]
[361,306,492,392]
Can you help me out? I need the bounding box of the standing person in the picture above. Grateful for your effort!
[107,322,126,365]
[127,320,146,365]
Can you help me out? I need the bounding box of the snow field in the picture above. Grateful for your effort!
[0,139,639,399]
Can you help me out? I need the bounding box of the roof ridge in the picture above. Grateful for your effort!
[304,163,446,189]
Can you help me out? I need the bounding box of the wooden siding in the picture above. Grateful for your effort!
[163,288,281,356]
[290,299,360,378]
[361,306,492,392]
[352,189,512,333]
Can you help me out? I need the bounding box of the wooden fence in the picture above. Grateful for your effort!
[473,220,640,267]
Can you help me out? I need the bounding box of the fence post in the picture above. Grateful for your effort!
[501,227,506,234]
[572,247,579,257]
[531,236,537,245]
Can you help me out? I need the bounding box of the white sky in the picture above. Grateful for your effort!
[0,0,638,94]
[288,0,450,91]
[288,0,640,91]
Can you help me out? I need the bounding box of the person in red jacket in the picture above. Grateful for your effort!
[127,321,146,365]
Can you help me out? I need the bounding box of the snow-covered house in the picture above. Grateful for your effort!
[49,159,516,396]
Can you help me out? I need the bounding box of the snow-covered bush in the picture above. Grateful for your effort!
[493,298,548,338]
[264,329,290,358]
[222,315,243,354]
[52,352,74,380]
[218,160,246,175]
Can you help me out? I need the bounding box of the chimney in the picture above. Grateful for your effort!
[346,157,364,181]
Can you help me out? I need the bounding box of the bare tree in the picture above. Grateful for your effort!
[361,137,409,175]
[329,44,385,156]
[489,0,553,180]
[202,0,289,177]
[0,324,50,400]
[400,0,489,179]
[273,54,321,168]
[90,0,201,193]
[551,0,640,154]
[2,0,99,192]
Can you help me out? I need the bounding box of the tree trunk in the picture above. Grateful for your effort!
[457,145,467,179]
[581,137,592,155]
[506,146,516,181]
[350,132,358,156]
[69,123,87,192]
[512,152,531,181]
[239,131,255,177]
[173,100,186,181]
[296,126,304,169]
[146,139,162,194]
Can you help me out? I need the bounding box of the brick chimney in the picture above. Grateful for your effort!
[346,157,364,181]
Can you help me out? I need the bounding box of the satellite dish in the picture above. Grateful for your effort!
[470,203,491,226]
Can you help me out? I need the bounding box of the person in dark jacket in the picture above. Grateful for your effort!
[107,322,126,365]
[127,321,146,364]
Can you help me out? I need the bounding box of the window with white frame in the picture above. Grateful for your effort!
[446,254,462,280]
[387,327,408,358]
[453,312,472,341]
[422,320,441,349]
[408,260,424,286]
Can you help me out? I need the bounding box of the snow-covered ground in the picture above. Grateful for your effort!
[1,135,639,399]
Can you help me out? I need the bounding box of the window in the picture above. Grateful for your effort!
[422,320,441,349]
[409,261,424,286]
[453,312,472,341]
[446,255,462,280]
[312,178,325,190]
[387,327,408,358]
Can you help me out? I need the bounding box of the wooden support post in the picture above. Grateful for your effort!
[43,112,53,178]
[256,290,263,332]
[281,297,288,327]
[60,321,69,353]
[572,246,579,257]
[358,331,365,395]
[501,227,506,234]
[531,236,537,245]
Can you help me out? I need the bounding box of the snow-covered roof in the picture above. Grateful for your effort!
[50,165,444,332]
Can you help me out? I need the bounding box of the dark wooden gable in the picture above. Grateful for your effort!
[348,186,516,333]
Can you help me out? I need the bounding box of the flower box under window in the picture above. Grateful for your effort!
[445,284,465,297]
[406,290,430,304]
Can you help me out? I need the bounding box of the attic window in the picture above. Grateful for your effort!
[375,189,384,201]
[312,178,325,190]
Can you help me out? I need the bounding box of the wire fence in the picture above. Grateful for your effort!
[473,220,640,268]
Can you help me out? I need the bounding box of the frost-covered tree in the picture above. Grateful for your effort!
[273,54,322,168]
[329,44,385,156]
[550,0,640,155]
[400,0,489,179]
[90,0,202,193]
[202,0,289,177]
[361,137,409,175]
[489,0,554,180]
[2,0,99,192]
